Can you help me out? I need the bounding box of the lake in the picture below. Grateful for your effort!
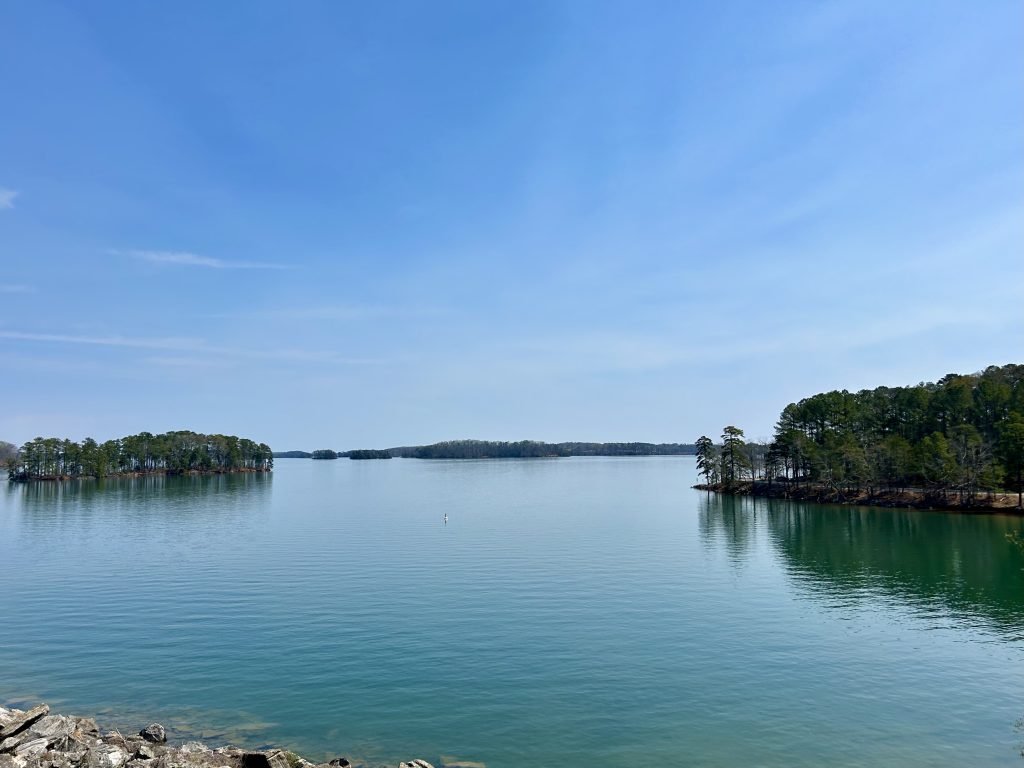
[1,457,1023,767]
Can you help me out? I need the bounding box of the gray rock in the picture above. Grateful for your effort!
[138,725,166,745]
[0,754,27,768]
[134,744,158,761]
[83,744,129,768]
[29,715,78,751]
[0,705,49,741]
[75,719,101,738]
[327,760,350,768]
[179,743,211,755]
[13,737,49,759]
[399,762,434,768]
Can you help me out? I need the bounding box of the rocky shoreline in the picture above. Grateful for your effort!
[0,705,454,768]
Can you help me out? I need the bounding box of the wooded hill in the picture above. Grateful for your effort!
[695,364,1024,507]
[6,431,273,482]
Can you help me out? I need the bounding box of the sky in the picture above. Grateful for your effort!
[1,1,1022,450]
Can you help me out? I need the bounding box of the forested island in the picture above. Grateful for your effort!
[274,440,695,460]
[4,431,273,482]
[694,364,1024,511]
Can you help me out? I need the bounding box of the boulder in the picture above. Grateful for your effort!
[75,719,101,738]
[0,706,49,741]
[134,744,158,761]
[327,760,350,767]
[83,744,129,768]
[399,762,434,768]
[13,737,50,759]
[138,725,166,745]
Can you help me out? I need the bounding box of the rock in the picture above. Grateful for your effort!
[29,715,78,751]
[138,725,166,745]
[399,762,434,768]
[134,744,158,761]
[13,737,49,759]
[0,706,50,741]
[83,745,129,768]
[240,752,290,768]
[327,760,350,767]
[0,754,27,768]
[179,742,211,755]
[75,719,101,738]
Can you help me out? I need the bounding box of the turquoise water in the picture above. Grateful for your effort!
[1,457,1023,767]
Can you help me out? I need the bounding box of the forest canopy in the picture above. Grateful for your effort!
[695,364,1024,507]
[6,430,273,482]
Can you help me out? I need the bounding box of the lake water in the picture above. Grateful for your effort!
[2,457,1023,767]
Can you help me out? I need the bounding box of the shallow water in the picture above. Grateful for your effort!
[1,457,1023,766]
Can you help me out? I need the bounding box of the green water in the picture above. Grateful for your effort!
[1,457,1022,766]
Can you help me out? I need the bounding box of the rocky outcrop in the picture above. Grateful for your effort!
[0,705,446,768]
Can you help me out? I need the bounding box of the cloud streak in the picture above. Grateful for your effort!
[0,284,33,294]
[0,330,384,366]
[120,249,288,270]
[0,189,18,209]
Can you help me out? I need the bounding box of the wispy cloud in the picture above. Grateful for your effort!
[0,330,203,351]
[0,329,385,366]
[0,284,33,294]
[0,189,18,209]
[118,249,288,270]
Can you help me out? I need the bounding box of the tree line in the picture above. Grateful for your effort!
[695,364,1024,507]
[274,441,697,460]
[360,440,695,459]
[5,430,273,482]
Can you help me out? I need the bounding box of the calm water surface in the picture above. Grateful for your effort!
[1,457,1023,767]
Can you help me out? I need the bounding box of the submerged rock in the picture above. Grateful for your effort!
[399,761,434,768]
[139,726,166,745]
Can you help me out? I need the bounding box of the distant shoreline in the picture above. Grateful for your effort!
[694,480,1024,515]
[276,440,696,461]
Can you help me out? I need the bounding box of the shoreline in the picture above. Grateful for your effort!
[0,703,448,768]
[693,480,1024,515]
[6,468,272,485]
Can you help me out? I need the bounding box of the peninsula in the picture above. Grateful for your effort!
[694,364,1024,512]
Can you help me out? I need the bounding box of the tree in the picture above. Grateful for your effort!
[999,415,1024,509]
[695,436,717,485]
[720,426,749,489]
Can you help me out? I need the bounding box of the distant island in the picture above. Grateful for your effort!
[694,364,1024,512]
[274,440,696,460]
[4,431,273,483]
[311,449,338,460]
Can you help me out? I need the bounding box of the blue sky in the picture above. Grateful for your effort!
[1,1,1022,450]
